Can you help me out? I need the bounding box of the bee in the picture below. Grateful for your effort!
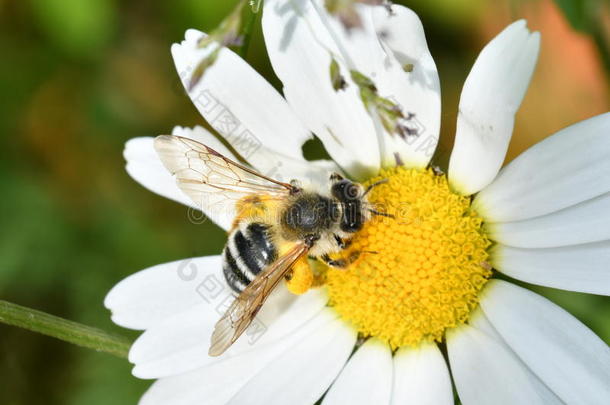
[154,135,388,356]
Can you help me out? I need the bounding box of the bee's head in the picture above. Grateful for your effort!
[329,175,368,233]
[329,173,393,233]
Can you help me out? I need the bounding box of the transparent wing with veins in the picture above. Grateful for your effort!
[154,135,294,221]
[208,242,310,357]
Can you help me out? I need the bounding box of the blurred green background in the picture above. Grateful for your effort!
[0,0,608,404]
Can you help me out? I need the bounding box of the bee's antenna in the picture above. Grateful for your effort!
[363,179,389,196]
[368,209,395,219]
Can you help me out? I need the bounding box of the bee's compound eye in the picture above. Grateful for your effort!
[332,180,359,200]
[346,184,360,199]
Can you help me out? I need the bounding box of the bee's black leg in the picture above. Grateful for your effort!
[320,250,376,269]
[321,254,347,268]
[333,234,351,249]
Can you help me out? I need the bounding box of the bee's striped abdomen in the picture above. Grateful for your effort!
[222,223,277,293]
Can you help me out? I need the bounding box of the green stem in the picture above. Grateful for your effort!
[592,21,610,75]
[0,300,132,359]
[237,0,262,58]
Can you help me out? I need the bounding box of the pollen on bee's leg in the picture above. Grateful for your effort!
[285,256,313,295]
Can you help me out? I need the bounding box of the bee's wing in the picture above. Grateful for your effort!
[154,135,295,217]
[208,242,310,357]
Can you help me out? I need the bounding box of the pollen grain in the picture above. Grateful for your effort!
[326,167,492,349]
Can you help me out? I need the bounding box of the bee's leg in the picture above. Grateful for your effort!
[333,234,352,249]
[304,233,321,248]
[289,179,303,194]
[321,249,379,269]
[285,255,313,294]
[320,254,347,269]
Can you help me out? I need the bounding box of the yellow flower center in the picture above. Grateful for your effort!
[325,167,492,349]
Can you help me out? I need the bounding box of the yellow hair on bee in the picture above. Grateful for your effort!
[232,195,283,229]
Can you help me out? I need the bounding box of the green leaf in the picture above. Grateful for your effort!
[0,300,132,359]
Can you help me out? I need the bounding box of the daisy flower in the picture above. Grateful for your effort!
[105,1,610,404]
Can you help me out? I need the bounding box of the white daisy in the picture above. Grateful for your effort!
[106,1,610,404]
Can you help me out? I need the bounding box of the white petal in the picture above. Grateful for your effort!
[129,301,217,378]
[125,137,196,208]
[491,241,610,295]
[322,338,392,405]
[486,191,610,248]
[480,280,610,404]
[474,112,610,221]
[262,0,381,179]
[391,342,453,405]
[105,256,222,330]
[140,309,338,405]
[228,315,357,405]
[125,126,239,230]
[171,29,325,179]
[448,324,561,405]
[371,5,442,168]
[130,287,329,379]
[467,309,563,404]
[448,20,540,195]
[228,287,329,353]
[140,347,272,405]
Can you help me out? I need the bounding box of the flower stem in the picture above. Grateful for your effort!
[237,0,262,58]
[0,300,132,359]
[592,20,610,73]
